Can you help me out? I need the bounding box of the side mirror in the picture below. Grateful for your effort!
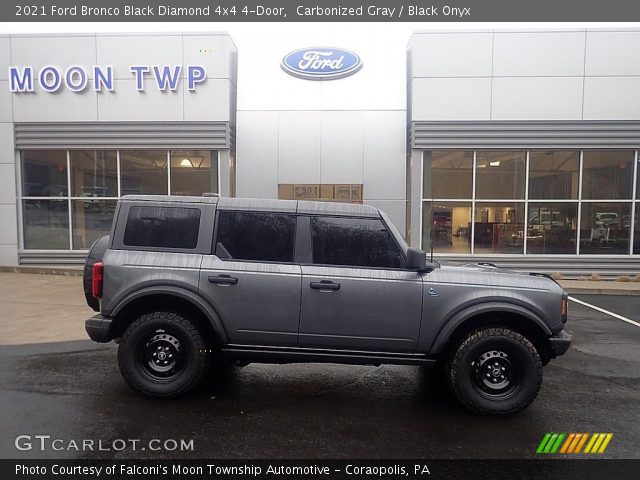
[406,247,427,271]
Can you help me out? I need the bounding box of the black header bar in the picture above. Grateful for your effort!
[3,0,640,22]
[2,459,640,480]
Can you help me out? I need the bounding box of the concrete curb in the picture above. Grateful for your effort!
[564,288,640,296]
[0,266,83,276]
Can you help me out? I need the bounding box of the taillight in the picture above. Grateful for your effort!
[92,262,104,299]
[561,297,568,323]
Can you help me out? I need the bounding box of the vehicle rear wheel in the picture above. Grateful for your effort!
[117,311,210,398]
[447,327,542,415]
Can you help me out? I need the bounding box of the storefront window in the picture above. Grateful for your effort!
[120,150,168,195]
[20,148,219,251]
[636,157,640,200]
[579,202,631,254]
[21,150,68,197]
[582,151,634,200]
[170,150,217,196]
[422,151,473,199]
[71,200,117,249]
[634,204,640,254]
[422,202,472,254]
[22,200,69,250]
[475,151,526,200]
[474,203,525,254]
[529,151,580,200]
[526,203,578,254]
[70,150,118,197]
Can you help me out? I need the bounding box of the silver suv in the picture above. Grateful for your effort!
[84,195,571,415]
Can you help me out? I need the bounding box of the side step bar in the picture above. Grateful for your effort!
[219,345,436,366]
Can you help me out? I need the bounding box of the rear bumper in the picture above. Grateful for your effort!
[549,329,572,357]
[85,314,113,343]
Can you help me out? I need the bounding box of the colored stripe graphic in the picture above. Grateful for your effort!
[536,433,552,454]
[559,433,575,454]
[597,434,613,453]
[537,433,613,454]
[574,433,589,453]
[584,433,598,453]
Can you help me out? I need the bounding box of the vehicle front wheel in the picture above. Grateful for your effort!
[117,311,210,398]
[447,327,542,415]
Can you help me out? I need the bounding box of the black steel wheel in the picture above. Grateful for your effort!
[471,349,521,400]
[448,327,542,415]
[136,330,185,381]
[118,311,210,398]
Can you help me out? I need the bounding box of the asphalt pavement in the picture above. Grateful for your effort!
[0,288,639,460]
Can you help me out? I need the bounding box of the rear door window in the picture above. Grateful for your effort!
[215,211,296,263]
[123,206,200,249]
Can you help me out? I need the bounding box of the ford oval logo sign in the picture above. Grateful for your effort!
[281,47,363,80]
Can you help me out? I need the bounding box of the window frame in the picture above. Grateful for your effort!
[304,214,408,271]
[111,201,212,254]
[420,148,640,257]
[211,209,299,265]
[18,149,220,252]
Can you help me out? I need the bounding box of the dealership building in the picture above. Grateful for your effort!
[1,28,639,276]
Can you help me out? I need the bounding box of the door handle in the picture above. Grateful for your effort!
[208,274,238,285]
[310,280,340,291]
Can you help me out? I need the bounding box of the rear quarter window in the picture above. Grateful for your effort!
[123,206,200,249]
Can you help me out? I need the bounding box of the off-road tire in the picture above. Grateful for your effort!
[118,311,210,398]
[448,327,542,415]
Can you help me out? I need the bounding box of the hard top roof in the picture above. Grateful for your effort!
[120,195,380,217]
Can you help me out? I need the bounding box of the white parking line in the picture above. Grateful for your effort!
[569,296,640,329]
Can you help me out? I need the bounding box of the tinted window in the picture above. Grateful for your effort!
[215,211,295,262]
[311,217,404,268]
[123,206,200,249]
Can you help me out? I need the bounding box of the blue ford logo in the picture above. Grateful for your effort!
[281,47,363,80]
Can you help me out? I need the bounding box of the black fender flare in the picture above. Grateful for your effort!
[110,286,228,343]
[429,301,552,354]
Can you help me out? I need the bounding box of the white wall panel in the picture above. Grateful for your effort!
[0,82,12,122]
[0,123,13,164]
[410,33,493,78]
[183,35,235,80]
[97,79,182,121]
[236,111,279,199]
[0,205,17,245]
[493,31,585,77]
[363,111,406,200]
[0,244,18,266]
[411,78,491,121]
[583,77,640,120]
[277,111,321,184]
[0,164,16,204]
[0,37,10,81]
[320,111,363,184]
[586,31,640,76]
[183,79,231,122]
[13,88,98,122]
[97,34,183,79]
[11,36,96,77]
[492,77,583,120]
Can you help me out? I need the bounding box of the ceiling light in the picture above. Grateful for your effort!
[180,158,193,167]
[490,161,501,167]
